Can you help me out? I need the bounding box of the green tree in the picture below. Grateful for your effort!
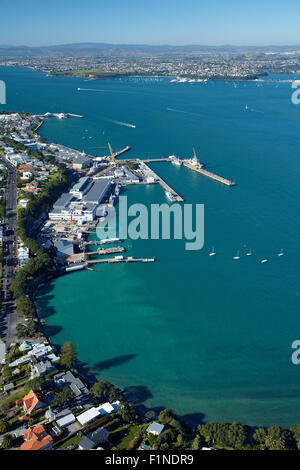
[1,366,12,382]
[27,376,46,393]
[192,435,203,450]
[253,427,267,448]
[158,409,177,425]
[265,426,295,450]
[0,419,8,434]
[90,380,122,403]
[1,434,13,449]
[16,320,39,339]
[290,425,300,450]
[0,397,9,415]
[16,295,35,318]
[53,387,75,410]
[60,341,77,368]
[119,401,136,423]
[198,422,250,449]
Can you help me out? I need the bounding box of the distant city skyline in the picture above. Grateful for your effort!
[1,0,300,47]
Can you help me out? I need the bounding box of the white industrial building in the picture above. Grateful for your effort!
[49,179,111,223]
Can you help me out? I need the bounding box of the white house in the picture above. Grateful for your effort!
[18,245,30,266]
[147,422,164,436]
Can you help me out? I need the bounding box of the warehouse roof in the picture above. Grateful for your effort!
[83,179,111,204]
[53,192,74,210]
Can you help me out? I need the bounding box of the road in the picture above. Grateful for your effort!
[0,155,18,348]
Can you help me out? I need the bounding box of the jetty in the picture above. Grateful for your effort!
[85,246,125,256]
[182,161,235,186]
[86,257,155,265]
[115,146,131,158]
[141,162,184,202]
[143,158,170,163]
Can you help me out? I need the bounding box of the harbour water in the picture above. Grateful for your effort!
[1,66,300,426]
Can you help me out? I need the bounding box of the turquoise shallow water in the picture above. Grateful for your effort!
[1,67,300,426]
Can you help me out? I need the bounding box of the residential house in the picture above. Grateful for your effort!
[30,357,56,378]
[17,245,30,267]
[20,425,53,451]
[18,198,29,208]
[78,427,109,450]
[54,371,90,404]
[77,401,119,426]
[146,422,165,436]
[45,407,76,428]
[16,390,47,414]
[21,171,33,180]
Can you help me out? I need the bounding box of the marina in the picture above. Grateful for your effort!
[118,155,236,188]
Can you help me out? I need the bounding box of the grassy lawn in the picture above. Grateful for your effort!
[111,424,146,450]
[58,434,82,450]
[4,389,26,406]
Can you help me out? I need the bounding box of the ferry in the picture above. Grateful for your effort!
[165,191,177,202]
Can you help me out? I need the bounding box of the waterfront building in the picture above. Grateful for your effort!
[49,179,111,222]
[70,176,92,199]
[54,371,90,404]
[72,155,93,170]
[147,422,165,436]
[54,240,74,258]
[82,179,111,205]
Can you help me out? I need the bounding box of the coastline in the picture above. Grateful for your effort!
[0,63,268,82]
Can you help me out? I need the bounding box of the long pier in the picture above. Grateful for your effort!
[115,146,131,158]
[182,161,235,186]
[142,162,184,202]
[85,246,125,256]
[86,257,155,265]
[143,158,170,163]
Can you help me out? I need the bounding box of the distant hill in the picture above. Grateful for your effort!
[1,42,300,57]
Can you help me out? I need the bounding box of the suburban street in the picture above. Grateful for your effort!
[0,155,18,352]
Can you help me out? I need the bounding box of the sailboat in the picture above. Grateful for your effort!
[209,247,216,256]
[246,248,252,256]
[277,249,284,257]
[233,250,240,260]
[245,104,249,110]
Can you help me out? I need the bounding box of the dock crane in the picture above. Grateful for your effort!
[108,142,116,163]
[193,147,201,170]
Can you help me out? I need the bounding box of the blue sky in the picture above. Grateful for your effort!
[1,0,300,46]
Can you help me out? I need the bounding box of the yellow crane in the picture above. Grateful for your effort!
[108,142,116,163]
[193,147,200,169]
